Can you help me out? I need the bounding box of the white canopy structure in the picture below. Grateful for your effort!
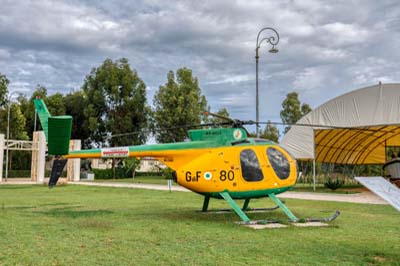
[281,83,400,165]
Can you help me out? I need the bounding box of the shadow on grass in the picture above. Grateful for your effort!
[0,185,37,190]
[79,218,114,230]
[1,202,79,211]
[36,206,114,218]
[153,207,291,225]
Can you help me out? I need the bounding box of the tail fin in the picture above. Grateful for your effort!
[34,98,72,156]
[33,98,51,140]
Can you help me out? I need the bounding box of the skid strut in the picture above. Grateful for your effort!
[219,192,250,222]
[203,192,339,224]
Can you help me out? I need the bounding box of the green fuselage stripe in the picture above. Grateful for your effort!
[67,139,275,157]
[199,186,293,200]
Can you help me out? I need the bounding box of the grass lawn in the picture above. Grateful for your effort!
[0,185,399,266]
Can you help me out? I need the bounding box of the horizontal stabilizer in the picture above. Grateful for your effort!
[355,176,400,212]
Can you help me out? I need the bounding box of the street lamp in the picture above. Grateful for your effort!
[255,27,279,137]
[4,90,26,182]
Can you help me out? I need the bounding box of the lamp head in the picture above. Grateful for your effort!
[269,45,279,53]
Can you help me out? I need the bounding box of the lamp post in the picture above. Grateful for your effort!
[4,90,24,182]
[255,27,279,138]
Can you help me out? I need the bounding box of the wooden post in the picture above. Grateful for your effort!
[67,140,81,182]
[31,131,46,183]
[0,134,4,182]
[31,132,38,182]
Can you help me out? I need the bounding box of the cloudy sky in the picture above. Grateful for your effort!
[1,0,399,129]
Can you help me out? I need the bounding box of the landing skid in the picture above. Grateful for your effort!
[304,210,341,223]
[236,210,341,226]
[202,192,340,224]
[199,205,280,213]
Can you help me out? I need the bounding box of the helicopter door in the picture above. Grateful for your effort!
[239,149,264,182]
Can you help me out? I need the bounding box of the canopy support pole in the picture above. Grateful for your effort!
[313,159,316,191]
[312,129,316,191]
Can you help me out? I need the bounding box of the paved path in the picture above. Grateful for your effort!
[0,179,36,185]
[280,191,387,205]
[1,179,388,205]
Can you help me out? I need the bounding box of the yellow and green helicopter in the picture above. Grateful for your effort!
[34,98,339,224]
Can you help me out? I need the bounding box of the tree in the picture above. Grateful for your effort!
[260,121,280,142]
[123,157,141,179]
[82,58,150,178]
[0,103,28,140]
[280,92,312,133]
[63,90,91,147]
[153,68,208,143]
[0,73,9,108]
[46,93,66,116]
[82,58,150,147]
[0,103,29,171]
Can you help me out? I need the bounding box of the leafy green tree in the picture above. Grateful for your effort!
[153,68,208,143]
[123,157,141,179]
[280,92,312,133]
[0,73,9,107]
[260,121,280,142]
[46,93,66,116]
[0,103,29,171]
[63,90,91,147]
[0,103,28,140]
[82,58,150,147]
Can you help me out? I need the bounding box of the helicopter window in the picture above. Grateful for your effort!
[267,148,290,180]
[240,149,264,182]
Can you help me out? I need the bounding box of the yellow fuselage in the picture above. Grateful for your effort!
[159,144,297,197]
[66,140,297,198]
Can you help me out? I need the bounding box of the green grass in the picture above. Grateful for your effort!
[0,185,399,266]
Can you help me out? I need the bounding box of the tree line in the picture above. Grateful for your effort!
[0,58,311,149]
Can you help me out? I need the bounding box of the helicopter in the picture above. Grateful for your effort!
[34,98,339,224]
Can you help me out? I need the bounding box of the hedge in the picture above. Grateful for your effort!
[5,170,66,178]
[92,168,132,179]
[5,168,162,179]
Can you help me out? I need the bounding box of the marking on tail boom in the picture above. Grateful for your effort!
[101,147,130,158]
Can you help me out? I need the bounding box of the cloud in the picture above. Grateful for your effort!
[207,74,253,85]
[293,67,325,92]
[0,48,10,59]
[319,22,371,46]
[0,0,127,53]
[0,0,399,128]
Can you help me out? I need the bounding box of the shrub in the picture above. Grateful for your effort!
[324,177,344,190]
[160,167,174,179]
[92,168,133,179]
[6,170,66,178]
